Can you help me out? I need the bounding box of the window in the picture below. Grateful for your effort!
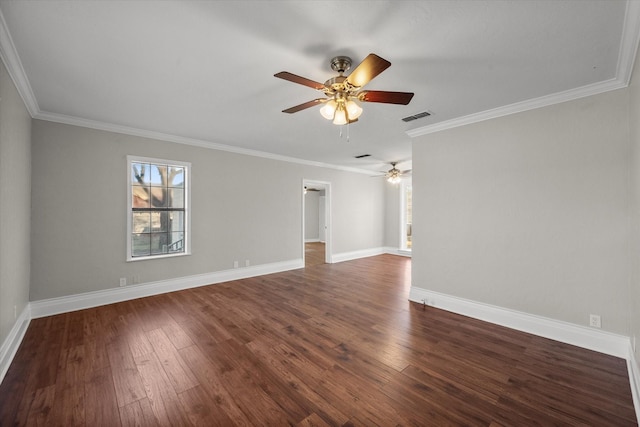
[401,181,412,251]
[127,156,190,261]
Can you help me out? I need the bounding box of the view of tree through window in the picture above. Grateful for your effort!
[130,160,187,258]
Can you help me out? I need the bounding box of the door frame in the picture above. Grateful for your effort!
[302,179,332,264]
[399,179,412,252]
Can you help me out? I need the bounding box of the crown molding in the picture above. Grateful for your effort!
[406,78,625,138]
[34,110,377,175]
[2,3,639,159]
[617,0,640,86]
[0,8,375,176]
[407,0,640,139]
[0,8,38,115]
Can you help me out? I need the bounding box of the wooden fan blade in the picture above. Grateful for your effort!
[274,72,325,90]
[346,53,391,88]
[360,90,414,105]
[282,98,325,113]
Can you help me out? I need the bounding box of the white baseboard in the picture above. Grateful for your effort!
[410,286,639,423]
[1,259,302,384]
[304,238,321,243]
[0,304,31,384]
[331,246,414,263]
[3,265,636,422]
[629,348,640,424]
[383,247,412,257]
[409,286,630,359]
[332,247,387,263]
[30,258,303,319]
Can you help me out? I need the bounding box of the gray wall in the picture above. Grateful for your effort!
[630,43,640,368]
[304,190,319,241]
[412,88,632,335]
[0,60,31,345]
[30,120,386,300]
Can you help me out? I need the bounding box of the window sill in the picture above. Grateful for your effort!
[127,251,191,262]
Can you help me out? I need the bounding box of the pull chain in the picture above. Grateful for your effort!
[338,124,351,142]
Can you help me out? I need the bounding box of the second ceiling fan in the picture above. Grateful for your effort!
[275,53,414,125]
[383,162,411,184]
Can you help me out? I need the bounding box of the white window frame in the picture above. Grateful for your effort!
[126,155,191,262]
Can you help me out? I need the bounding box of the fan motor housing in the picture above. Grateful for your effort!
[330,56,352,74]
[324,75,349,94]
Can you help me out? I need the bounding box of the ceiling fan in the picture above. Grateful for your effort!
[383,162,411,184]
[275,53,414,125]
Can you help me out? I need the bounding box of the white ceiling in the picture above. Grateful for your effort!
[0,1,638,174]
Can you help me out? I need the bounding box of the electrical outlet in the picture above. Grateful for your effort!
[589,314,601,328]
[233,261,239,268]
[119,277,127,287]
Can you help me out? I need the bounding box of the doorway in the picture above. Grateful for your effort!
[400,180,412,251]
[303,180,331,266]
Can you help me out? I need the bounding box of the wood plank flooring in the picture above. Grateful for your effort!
[0,254,637,426]
[305,242,325,267]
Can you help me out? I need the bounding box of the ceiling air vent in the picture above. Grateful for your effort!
[402,111,431,122]
[354,154,371,159]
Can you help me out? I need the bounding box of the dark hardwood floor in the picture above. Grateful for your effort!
[0,255,637,426]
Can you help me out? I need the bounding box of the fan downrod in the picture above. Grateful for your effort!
[330,56,352,74]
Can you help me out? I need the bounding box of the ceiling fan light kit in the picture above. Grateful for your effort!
[275,53,414,126]
[319,96,363,124]
[387,171,402,184]
[384,162,410,184]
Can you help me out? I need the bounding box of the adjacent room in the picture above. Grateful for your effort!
[1,1,640,424]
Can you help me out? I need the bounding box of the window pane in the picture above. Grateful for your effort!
[132,163,151,185]
[151,211,168,232]
[149,187,167,208]
[133,212,151,234]
[168,232,184,252]
[132,233,150,257]
[169,211,184,232]
[170,167,184,188]
[168,188,184,208]
[406,186,412,224]
[405,185,412,249]
[150,164,166,185]
[132,185,150,208]
[151,233,168,254]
